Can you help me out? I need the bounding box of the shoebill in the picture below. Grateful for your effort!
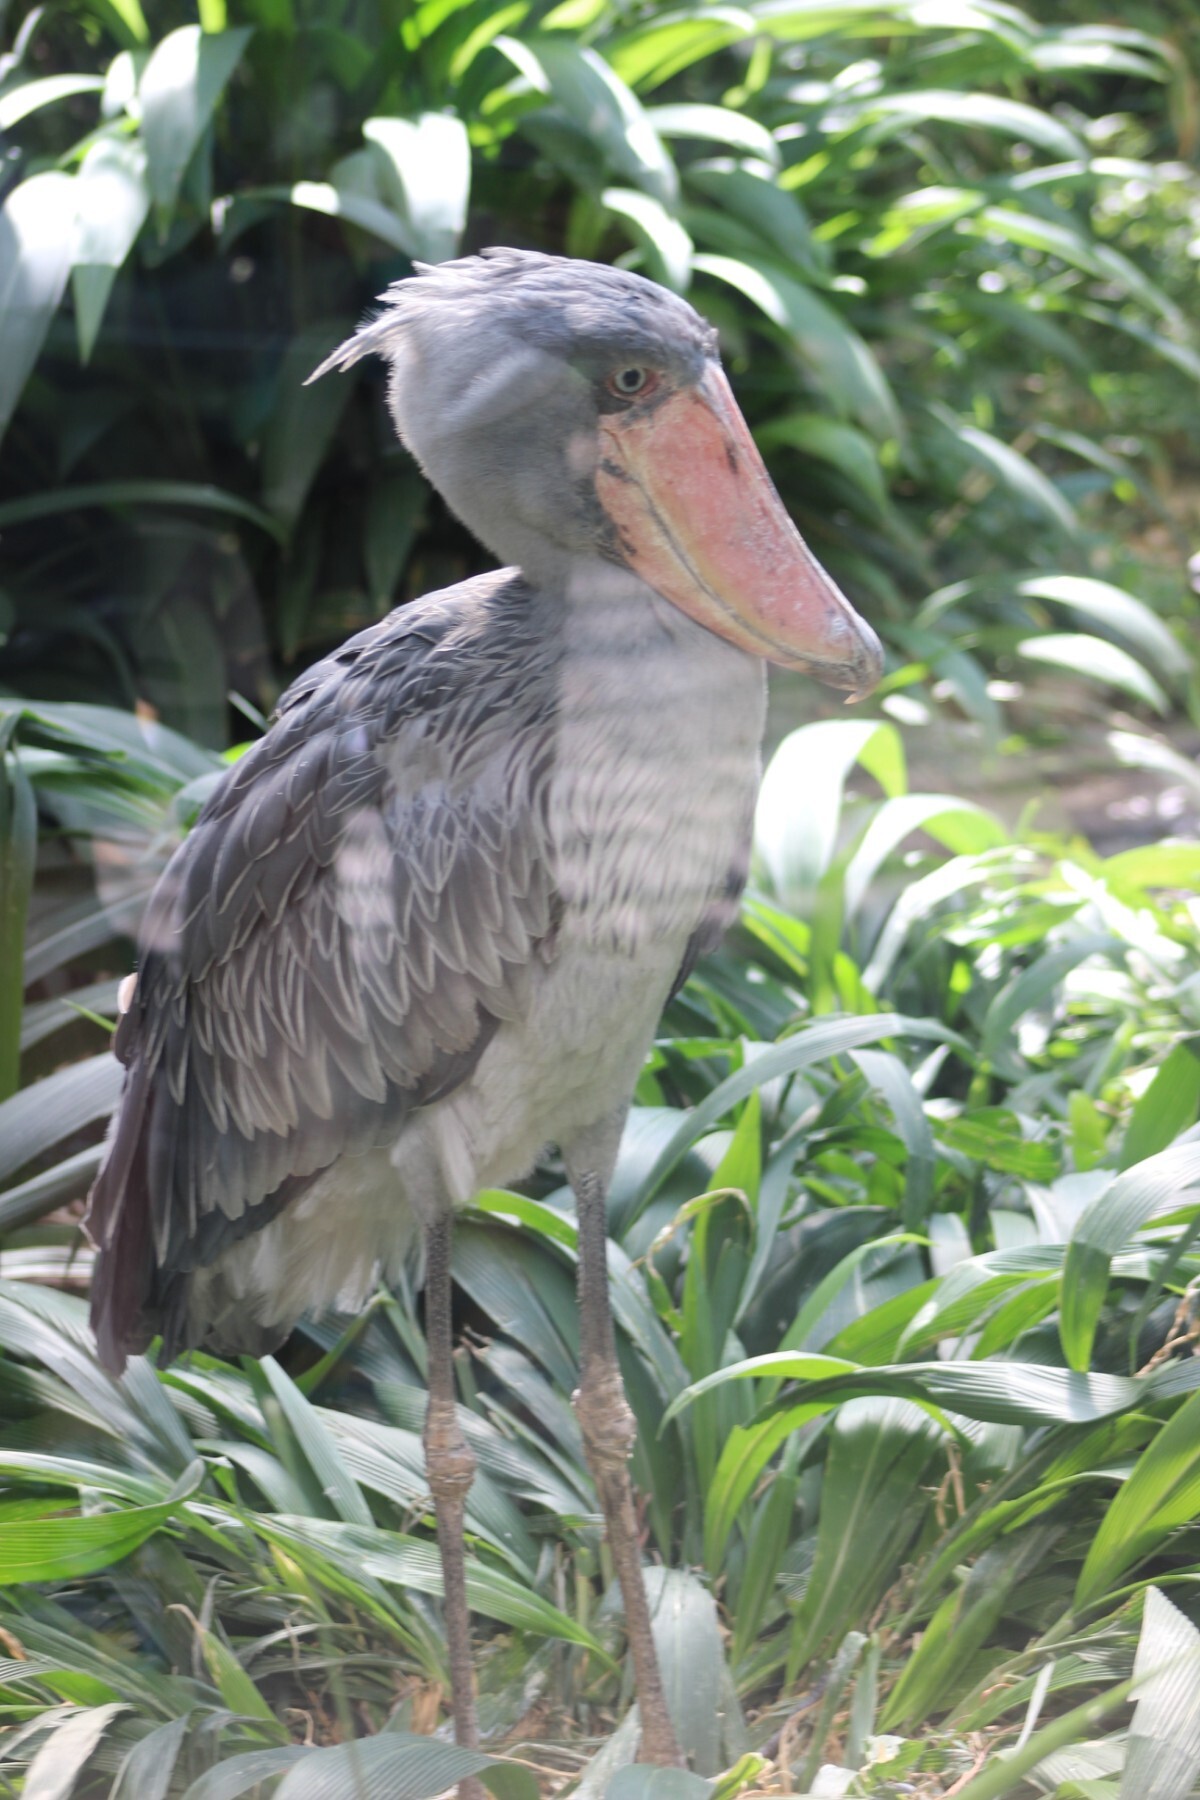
[86,247,882,1769]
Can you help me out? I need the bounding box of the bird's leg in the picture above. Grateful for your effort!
[570,1158,685,1768]
[422,1211,484,1788]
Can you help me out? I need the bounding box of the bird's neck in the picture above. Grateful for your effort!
[529,553,768,735]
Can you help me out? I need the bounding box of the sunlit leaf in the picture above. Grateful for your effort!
[0,172,76,443]
[141,25,253,221]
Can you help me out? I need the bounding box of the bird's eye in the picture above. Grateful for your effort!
[606,366,656,399]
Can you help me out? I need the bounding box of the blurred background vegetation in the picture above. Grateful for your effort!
[3,0,1200,1795]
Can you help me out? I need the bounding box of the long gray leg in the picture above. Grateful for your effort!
[567,1121,684,1768]
[423,1212,485,1792]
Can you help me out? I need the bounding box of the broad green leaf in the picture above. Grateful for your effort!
[602,186,693,290]
[696,252,900,439]
[687,164,823,273]
[0,1462,201,1583]
[930,404,1077,537]
[963,206,1177,322]
[71,138,150,361]
[180,1750,315,1800]
[363,114,470,263]
[1120,1041,1200,1171]
[141,26,253,220]
[23,1704,128,1800]
[981,934,1118,1076]
[260,1516,611,1652]
[755,718,902,904]
[607,9,755,88]
[0,1054,122,1187]
[262,321,356,526]
[260,1356,372,1526]
[638,1013,964,1201]
[1122,1587,1200,1800]
[0,481,284,539]
[791,1396,941,1665]
[646,102,778,165]
[1017,575,1181,685]
[0,172,76,443]
[273,1734,533,1800]
[1060,1142,1200,1370]
[850,1051,934,1226]
[843,793,1006,921]
[608,1772,714,1800]
[668,1354,1142,1429]
[842,89,1085,159]
[505,37,678,206]
[241,180,418,254]
[0,75,105,130]
[1077,1388,1200,1608]
[110,1715,190,1800]
[1108,732,1200,807]
[644,1568,725,1775]
[1018,634,1169,715]
[884,1528,1058,1729]
[758,411,888,512]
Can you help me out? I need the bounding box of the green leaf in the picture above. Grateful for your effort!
[1121,1041,1200,1171]
[22,1704,128,1800]
[180,1749,316,1800]
[638,1013,964,1202]
[273,1734,534,1800]
[608,1772,714,1800]
[70,138,150,361]
[1060,1143,1200,1371]
[110,1715,191,1800]
[0,1055,122,1187]
[0,1462,201,1583]
[602,186,693,290]
[1077,1388,1200,1609]
[842,89,1086,160]
[646,102,779,165]
[141,26,253,222]
[1017,575,1181,686]
[259,1356,373,1527]
[644,1568,725,1775]
[262,321,356,527]
[607,9,755,89]
[363,114,471,263]
[0,74,105,130]
[754,718,903,905]
[1018,634,1169,715]
[0,481,284,539]
[668,1354,1142,1429]
[506,37,678,206]
[696,252,900,439]
[843,794,1006,921]
[758,411,888,512]
[0,172,76,444]
[259,1517,612,1653]
[791,1396,941,1665]
[1122,1587,1200,1800]
[930,405,1078,538]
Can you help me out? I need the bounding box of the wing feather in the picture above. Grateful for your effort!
[87,572,560,1369]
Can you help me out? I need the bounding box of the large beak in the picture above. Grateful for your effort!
[595,365,883,696]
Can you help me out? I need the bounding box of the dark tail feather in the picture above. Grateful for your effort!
[84,1059,157,1375]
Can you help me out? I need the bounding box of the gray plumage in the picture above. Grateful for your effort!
[86,246,875,1374]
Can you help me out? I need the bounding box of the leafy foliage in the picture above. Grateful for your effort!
[0,0,1197,738]
[3,704,1200,1791]
[2,0,1200,1791]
